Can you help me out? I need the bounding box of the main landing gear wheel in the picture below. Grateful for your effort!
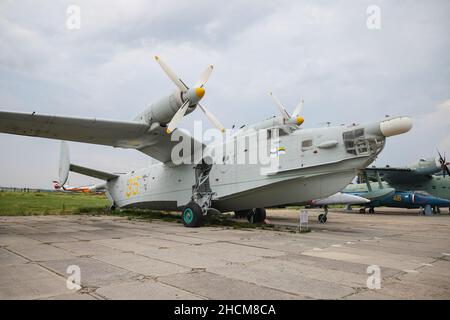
[182,203,203,228]
[318,214,328,224]
[247,208,266,223]
[359,208,366,214]
[234,210,251,219]
[368,207,375,214]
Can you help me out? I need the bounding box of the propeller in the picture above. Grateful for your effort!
[154,56,224,133]
[269,92,305,126]
[437,150,450,178]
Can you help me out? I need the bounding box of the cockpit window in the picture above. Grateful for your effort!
[343,128,368,155]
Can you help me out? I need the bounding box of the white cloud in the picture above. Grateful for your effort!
[0,0,449,187]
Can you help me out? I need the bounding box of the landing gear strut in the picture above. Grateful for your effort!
[182,162,215,228]
[318,205,328,223]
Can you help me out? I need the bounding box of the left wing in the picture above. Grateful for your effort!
[0,110,203,163]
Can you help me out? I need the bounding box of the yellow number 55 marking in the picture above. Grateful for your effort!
[126,176,140,198]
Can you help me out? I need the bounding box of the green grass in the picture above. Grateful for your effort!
[0,191,110,216]
[0,191,312,233]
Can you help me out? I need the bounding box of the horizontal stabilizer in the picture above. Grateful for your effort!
[69,164,119,181]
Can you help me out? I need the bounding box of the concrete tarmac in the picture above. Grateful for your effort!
[1,208,449,299]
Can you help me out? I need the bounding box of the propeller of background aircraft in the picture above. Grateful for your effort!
[437,150,450,177]
[269,92,305,126]
[154,56,225,134]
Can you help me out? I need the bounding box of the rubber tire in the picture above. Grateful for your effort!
[182,203,203,228]
[318,214,327,224]
[359,208,366,214]
[247,208,266,223]
[235,210,252,219]
[369,207,375,214]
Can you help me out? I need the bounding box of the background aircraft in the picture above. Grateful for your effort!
[364,153,450,201]
[344,182,450,214]
[344,153,450,214]
[52,180,105,194]
[306,192,370,223]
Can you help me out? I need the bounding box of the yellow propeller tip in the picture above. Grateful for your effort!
[154,56,159,60]
[220,128,225,133]
[296,116,305,125]
[195,87,205,98]
[166,129,172,134]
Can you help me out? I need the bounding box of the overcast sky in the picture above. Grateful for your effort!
[1,0,449,189]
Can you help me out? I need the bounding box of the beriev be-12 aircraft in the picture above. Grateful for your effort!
[0,57,413,227]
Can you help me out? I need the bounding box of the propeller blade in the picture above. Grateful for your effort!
[437,150,444,162]
[154,56,188,91]
[291,98,304,117]
[437,149,448,177]
[269,92,290,120]
[195,65,214,88]
[166,100,190,134]
[444,162,450,178]
[197,103,225,132]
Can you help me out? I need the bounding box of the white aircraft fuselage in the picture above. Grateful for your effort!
[105,117,407,212]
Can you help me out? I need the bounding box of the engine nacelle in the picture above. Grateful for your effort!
[134,90,189,125]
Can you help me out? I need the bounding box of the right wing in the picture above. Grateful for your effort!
[0,110,203,163]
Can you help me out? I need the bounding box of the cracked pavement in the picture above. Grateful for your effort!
[1,208,450,299]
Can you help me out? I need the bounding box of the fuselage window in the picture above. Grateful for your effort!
[302,139,313,150]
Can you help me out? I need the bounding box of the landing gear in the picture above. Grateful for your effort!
[182,162,215,227]
[318,213,327,223]
[182,202,203,227]
[234,210,251,219]
[368,207,375,214]
[318,205,328,223]
[107,203,116,214]
[359,208,366,214]
[247,208,266,223]
[432,206,441,215]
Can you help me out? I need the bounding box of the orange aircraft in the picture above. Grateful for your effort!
[52,181,105,194]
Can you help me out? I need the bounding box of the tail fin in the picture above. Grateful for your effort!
[58,141,119,182]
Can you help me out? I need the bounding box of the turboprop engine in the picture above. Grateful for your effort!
[134,56,224,134]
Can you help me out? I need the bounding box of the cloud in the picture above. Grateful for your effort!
[422,100,450,151]
[0,0,449,187]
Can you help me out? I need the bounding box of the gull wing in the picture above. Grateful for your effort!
[0,110,203,163]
